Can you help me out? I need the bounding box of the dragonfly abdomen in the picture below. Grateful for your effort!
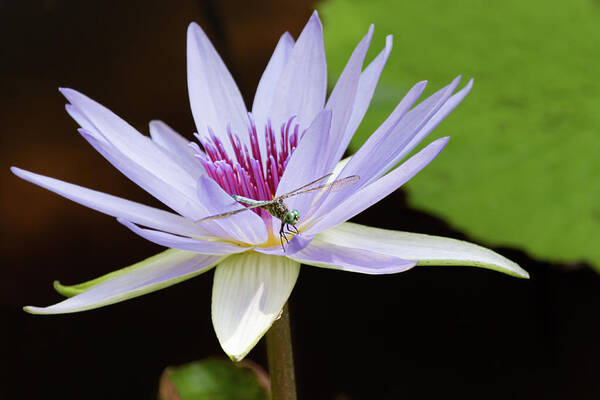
[230,194,265,207]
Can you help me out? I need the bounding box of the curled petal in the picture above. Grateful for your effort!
[319,222,529,278]
[212,252,300,361]
[25,250,223,314]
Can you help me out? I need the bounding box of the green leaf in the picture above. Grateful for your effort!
[320,0,600,269]
[158,359,269,400]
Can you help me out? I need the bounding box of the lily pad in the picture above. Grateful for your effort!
[320,0,600,269]
[158,359,269,400]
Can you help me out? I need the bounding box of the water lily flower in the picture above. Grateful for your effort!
[11,11,528,361]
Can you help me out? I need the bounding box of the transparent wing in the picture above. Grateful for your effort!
[278,175,360,200]
[194,202,266,223]
[284,173,333,195]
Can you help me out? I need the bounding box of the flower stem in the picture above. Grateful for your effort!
[266,302,297,400]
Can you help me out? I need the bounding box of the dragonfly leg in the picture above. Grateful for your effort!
[279,223,290,251]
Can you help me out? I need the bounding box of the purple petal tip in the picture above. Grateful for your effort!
[385,35,393,46]
[116,217,131,227]
[58,87,73,97]
[281,31,294,42]
[438,136,451,146]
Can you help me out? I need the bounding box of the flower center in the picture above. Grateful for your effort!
[192,117,305,220]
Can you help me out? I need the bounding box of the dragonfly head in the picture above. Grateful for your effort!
[284,209,300,225]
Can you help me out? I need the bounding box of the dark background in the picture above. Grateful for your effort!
[1,1,598,399]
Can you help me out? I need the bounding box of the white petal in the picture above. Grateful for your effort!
[24,250,224,314]
[10,167,210,238]
[149,120,206,180]
[268,11,327,130]
[212,252,300,361]
[187,22,249,151]
[320,222,529,278]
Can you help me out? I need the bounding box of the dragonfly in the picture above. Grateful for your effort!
[195,173,360,250]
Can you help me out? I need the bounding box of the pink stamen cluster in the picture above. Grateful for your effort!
[192,116,304,219]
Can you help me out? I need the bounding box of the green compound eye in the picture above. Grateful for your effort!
[285,210,300,224]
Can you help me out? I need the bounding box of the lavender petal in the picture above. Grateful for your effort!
[344,35,393,146]
[289,236,415,275]
[313,77,463,219]
[305,137,449,235]
[320,222,529,279]
[275,109,332,219]
[11,167,211,238]
[60,89,196,199]
[149,120,206,181]
[343,76,462,188]
[254,233,314,257]
[187,22,249,152]
[80,129,205,220]
[268,11,327,131]
[252,32,295,146]
[322,24,374,173]
[197,176,268,245]
[118,219,249,255]
[387,78,473,171]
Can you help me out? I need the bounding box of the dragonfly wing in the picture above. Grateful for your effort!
[278,175,360,200]
[194,202,267,223]
[283,173,333,195]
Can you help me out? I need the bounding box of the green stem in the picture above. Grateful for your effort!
[266,303,297,400]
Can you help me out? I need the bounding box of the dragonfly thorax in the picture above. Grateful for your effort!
[263,199,298,224]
